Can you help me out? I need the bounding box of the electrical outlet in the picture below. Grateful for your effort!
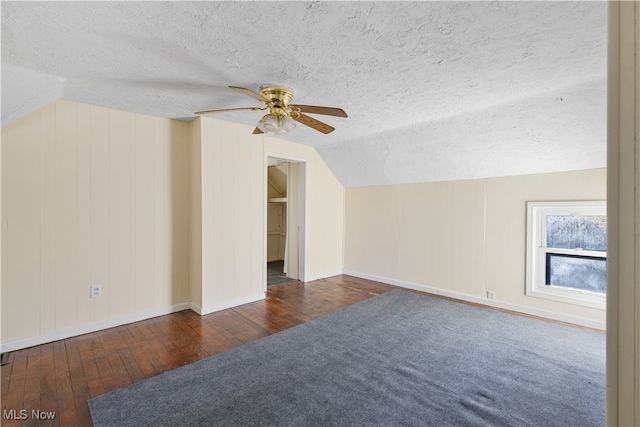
[486,291,496,300]
[90,284,102,298]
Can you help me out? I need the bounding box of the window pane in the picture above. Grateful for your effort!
[545,253,606,293]
[545,215,607,251]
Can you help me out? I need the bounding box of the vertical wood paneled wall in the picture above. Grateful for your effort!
[188,120,203,310]
[1,103,347,350]
[344,168,607,328]
[194,118,265,314]
[1,101,190,346]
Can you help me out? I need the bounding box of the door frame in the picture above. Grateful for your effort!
[264,152,308,291]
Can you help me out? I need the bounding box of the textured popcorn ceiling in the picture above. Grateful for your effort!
[1,1,607,187]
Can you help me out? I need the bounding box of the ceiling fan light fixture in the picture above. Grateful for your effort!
[279,115,297,133]
[257,114,279,134]
[257,113,297,135]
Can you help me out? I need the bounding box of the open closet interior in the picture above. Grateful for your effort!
[266,161,297,287]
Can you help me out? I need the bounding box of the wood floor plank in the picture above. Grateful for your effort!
[52,341,77,427]
[65,338,93,426]
[22,346,42,419]
[117,347,147,384]
[75,336,101,381]
[1,350,12,410]
[106,351,133,389]
[37,343,59,426]
[2,348,27,427]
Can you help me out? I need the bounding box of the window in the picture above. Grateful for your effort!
[526,201,606,309]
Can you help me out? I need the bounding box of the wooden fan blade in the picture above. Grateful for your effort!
[252,127,264,135]
[229,86,271,103]
[293,112,335,134]
[195,107,263,115]
[291,105,348,118]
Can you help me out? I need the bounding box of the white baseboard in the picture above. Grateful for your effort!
[1,302,192,353]
[189,302,203,315]
[304,271,344,282]
[2,271,603,353]
[343,270,606,331]
[199,293,265,316]
[1,293,268,353]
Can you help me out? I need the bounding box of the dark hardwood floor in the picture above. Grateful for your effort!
[1,275,601,426]
[0,276,395,426]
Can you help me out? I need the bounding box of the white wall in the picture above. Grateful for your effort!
[1,100,190,351]
[344,168,607,329]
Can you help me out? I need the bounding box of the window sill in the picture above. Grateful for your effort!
[526,287,606,310]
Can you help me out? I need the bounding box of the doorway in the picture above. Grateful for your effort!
[265,155,306,289]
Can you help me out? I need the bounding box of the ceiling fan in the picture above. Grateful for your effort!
[195,85,347,135]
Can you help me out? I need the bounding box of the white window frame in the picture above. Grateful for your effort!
[525,201,606,310]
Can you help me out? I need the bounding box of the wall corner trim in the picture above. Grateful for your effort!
[188,302,203,315]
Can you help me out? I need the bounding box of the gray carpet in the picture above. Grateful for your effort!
[266,260,298,287]
[88,290,605,427]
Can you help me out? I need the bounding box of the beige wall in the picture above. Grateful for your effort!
[1,100,190,349]
[265,136,345,281]
[192,117,265,314]
[189,120,203,310]
[344,168,607,328]
[1,106,346,350]
[0,100,607,347]
[188,119,345,314]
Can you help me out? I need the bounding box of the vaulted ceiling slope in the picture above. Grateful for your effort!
[1,1,607,187]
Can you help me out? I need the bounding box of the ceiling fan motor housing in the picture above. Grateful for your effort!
[259,85,295,109]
